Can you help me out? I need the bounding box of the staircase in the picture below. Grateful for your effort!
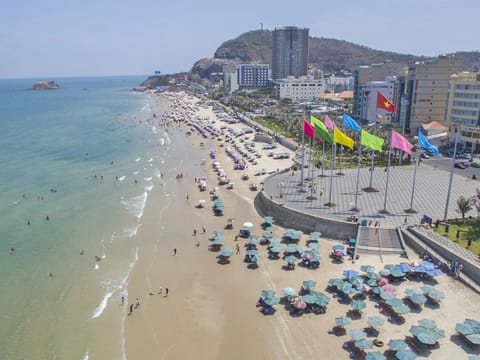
[355,226,405,259]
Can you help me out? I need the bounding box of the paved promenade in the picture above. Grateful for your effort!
[263,162,480,228]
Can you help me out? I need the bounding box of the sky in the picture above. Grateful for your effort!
[0,0,478,79]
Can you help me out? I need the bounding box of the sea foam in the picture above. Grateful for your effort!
[121,192,147,219]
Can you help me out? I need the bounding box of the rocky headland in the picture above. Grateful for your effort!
[30,81,60,90]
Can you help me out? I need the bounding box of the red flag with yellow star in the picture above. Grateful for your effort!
[377,92,396,113]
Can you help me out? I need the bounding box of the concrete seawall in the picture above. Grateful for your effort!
[255,189,358,240]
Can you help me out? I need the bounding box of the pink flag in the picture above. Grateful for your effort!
[324,115,337,130]
[303,120,314,139]
[391,130,413,154]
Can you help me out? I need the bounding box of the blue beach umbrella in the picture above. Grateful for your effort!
[263,216,274,224]
[270,238,282,245]
[367,316,385,328]
[246,249,259,256]
[396,349,417,360]
[261,290,276,298]
[302,294,317,304]
[309,231,321,241]
[405,288,421,297]
[351,300,366,310]
[269,245,283,253]
[387,339,408,351]
[335,316,352,327]
[285,244,298,253]
[262,231,273,239]
[354,339,373,350]
[422,261,435,270]
[284,255,297,264]
[360,265,375,273]
[282,287,296,296]
[219,248,233,257]
[302,280,317,289]
[380,290,397,300]
[365,352,386,360]
[249,236,260,245]
[307,242,320,249]
[263,296,280,306]
[349,329,367,341]
[343,269,360,279]
[249,255,261,263]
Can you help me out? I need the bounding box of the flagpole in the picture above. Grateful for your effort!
[299,110,307,192]
[443,125,459,221]
[337,145,344,175]
[352,134,362,212]
[320,140,326,177]
[325,143,336,207]
[381,142,393,214]
[404,157,419,213]
[364,123,379,192]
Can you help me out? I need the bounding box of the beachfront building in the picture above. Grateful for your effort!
[353,61,405,121]
[404,55,463,134]
[272,26,309,80]
[223,65,239,93]
[238,64,270,90]
[324,74,354,93]
[274,76,324,102]
[358,77,400,124]
[445,71,480,153]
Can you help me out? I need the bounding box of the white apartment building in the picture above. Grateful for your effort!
[274,76,324,102]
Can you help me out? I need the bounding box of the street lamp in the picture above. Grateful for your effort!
[444,125,460,221]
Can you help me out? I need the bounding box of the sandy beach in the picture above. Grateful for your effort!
[124,91,480,360]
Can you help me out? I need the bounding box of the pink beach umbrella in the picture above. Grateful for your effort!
[381,284,397,292]
[377,277,389,286]
[293,300,307,310]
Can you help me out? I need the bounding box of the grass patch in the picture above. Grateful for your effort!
[433,219,480,254]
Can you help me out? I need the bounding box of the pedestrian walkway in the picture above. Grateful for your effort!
[263,163,479,228]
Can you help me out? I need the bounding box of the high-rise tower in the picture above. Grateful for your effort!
[272,26,309,80]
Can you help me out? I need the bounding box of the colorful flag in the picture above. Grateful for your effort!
[377,92,396,113]
[361,129,384,152]
[343,113,361,131]
[391,130,413,154]
[418,131,439,155]
[324,115,336,130]
[303,119,314,139]
[310,116,333,143]
[333,127,354,150]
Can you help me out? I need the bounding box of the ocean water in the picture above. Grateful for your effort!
[0,77,178,359]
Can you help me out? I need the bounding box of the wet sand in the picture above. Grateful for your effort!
[125,92,480,360]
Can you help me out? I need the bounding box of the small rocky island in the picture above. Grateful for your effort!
[30,81,60,90]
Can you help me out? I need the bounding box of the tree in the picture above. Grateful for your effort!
[456,195,476,220]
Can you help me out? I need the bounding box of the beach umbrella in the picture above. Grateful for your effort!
[354,339,373,350]
[469,356,480,360]
[361,265,375,273]
[285,244,298,253]
[249,255,261,263]
[270,238,282,245]
[307,242,320,249]
[409,293,427,305]
[302,280,317,289]
[246,249,259,256]
[211,237,224,245]
[262,231,273,239]
[335,316,352,327]
[380,290,397,300]
[297,245,307,253]
[302,294,317,304]
[377,277,389,286]
[385,298,403,308]
[390,269,406,278]
[396,349,417,360]
[466,334,480,345]
[367,278,379,287]
[397,263,412,273]
[263,296,280,306]
[249,236,260,245]
[243,221,254,229]
[313,293,330,307]
[422,286,445,301]
[264,225,276,232]
[410,328,444,345]
[366,271,380,280]
[351,300,366,310]
[392,304,411,315]
[219,248,233,257]
[343,269,360,279]
[405,288,421,297]
[371,286,382,295]
[340,282,354,295]
[365,352,386,360]
[367,315,385,328]
[425,269,443,277]
[382,284,397,292]
[261,290,276,298]
[422,261,435,270]
[349,329,367,341]
[293,299,307,310]
[282,287,296,297]
[379,269,390,277]
[284,255,297,264]
[269,245,283,253]
[412,265,426,273]
[213,229,224,236]
[387,339,408,351]
[309,231,321,240]
[349,277,364,286]
[332,245,345,252]
[263,216,274,224]
[328,278,344,288]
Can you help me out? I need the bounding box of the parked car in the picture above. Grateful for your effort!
[420,153,431,159]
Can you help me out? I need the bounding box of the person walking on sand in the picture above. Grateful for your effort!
[193,228,197,236]
[134,297,140,309]
[202,226,206,234]
[129,304,133,315]
[173,248,177,256]
[164,288,169,297]
[121,296,125,306]
[235,243,240,255]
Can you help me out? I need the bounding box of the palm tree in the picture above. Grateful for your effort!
[456,195,477,220]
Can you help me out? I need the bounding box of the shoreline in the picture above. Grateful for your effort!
[124,91,480,360]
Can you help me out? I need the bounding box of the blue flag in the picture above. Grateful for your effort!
[418,131,439,155]
[343,113,361,131]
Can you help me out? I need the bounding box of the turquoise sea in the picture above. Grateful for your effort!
[0,76,179,359]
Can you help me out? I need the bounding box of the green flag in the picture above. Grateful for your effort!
[361,129,384,152]
[310,116,333,144]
